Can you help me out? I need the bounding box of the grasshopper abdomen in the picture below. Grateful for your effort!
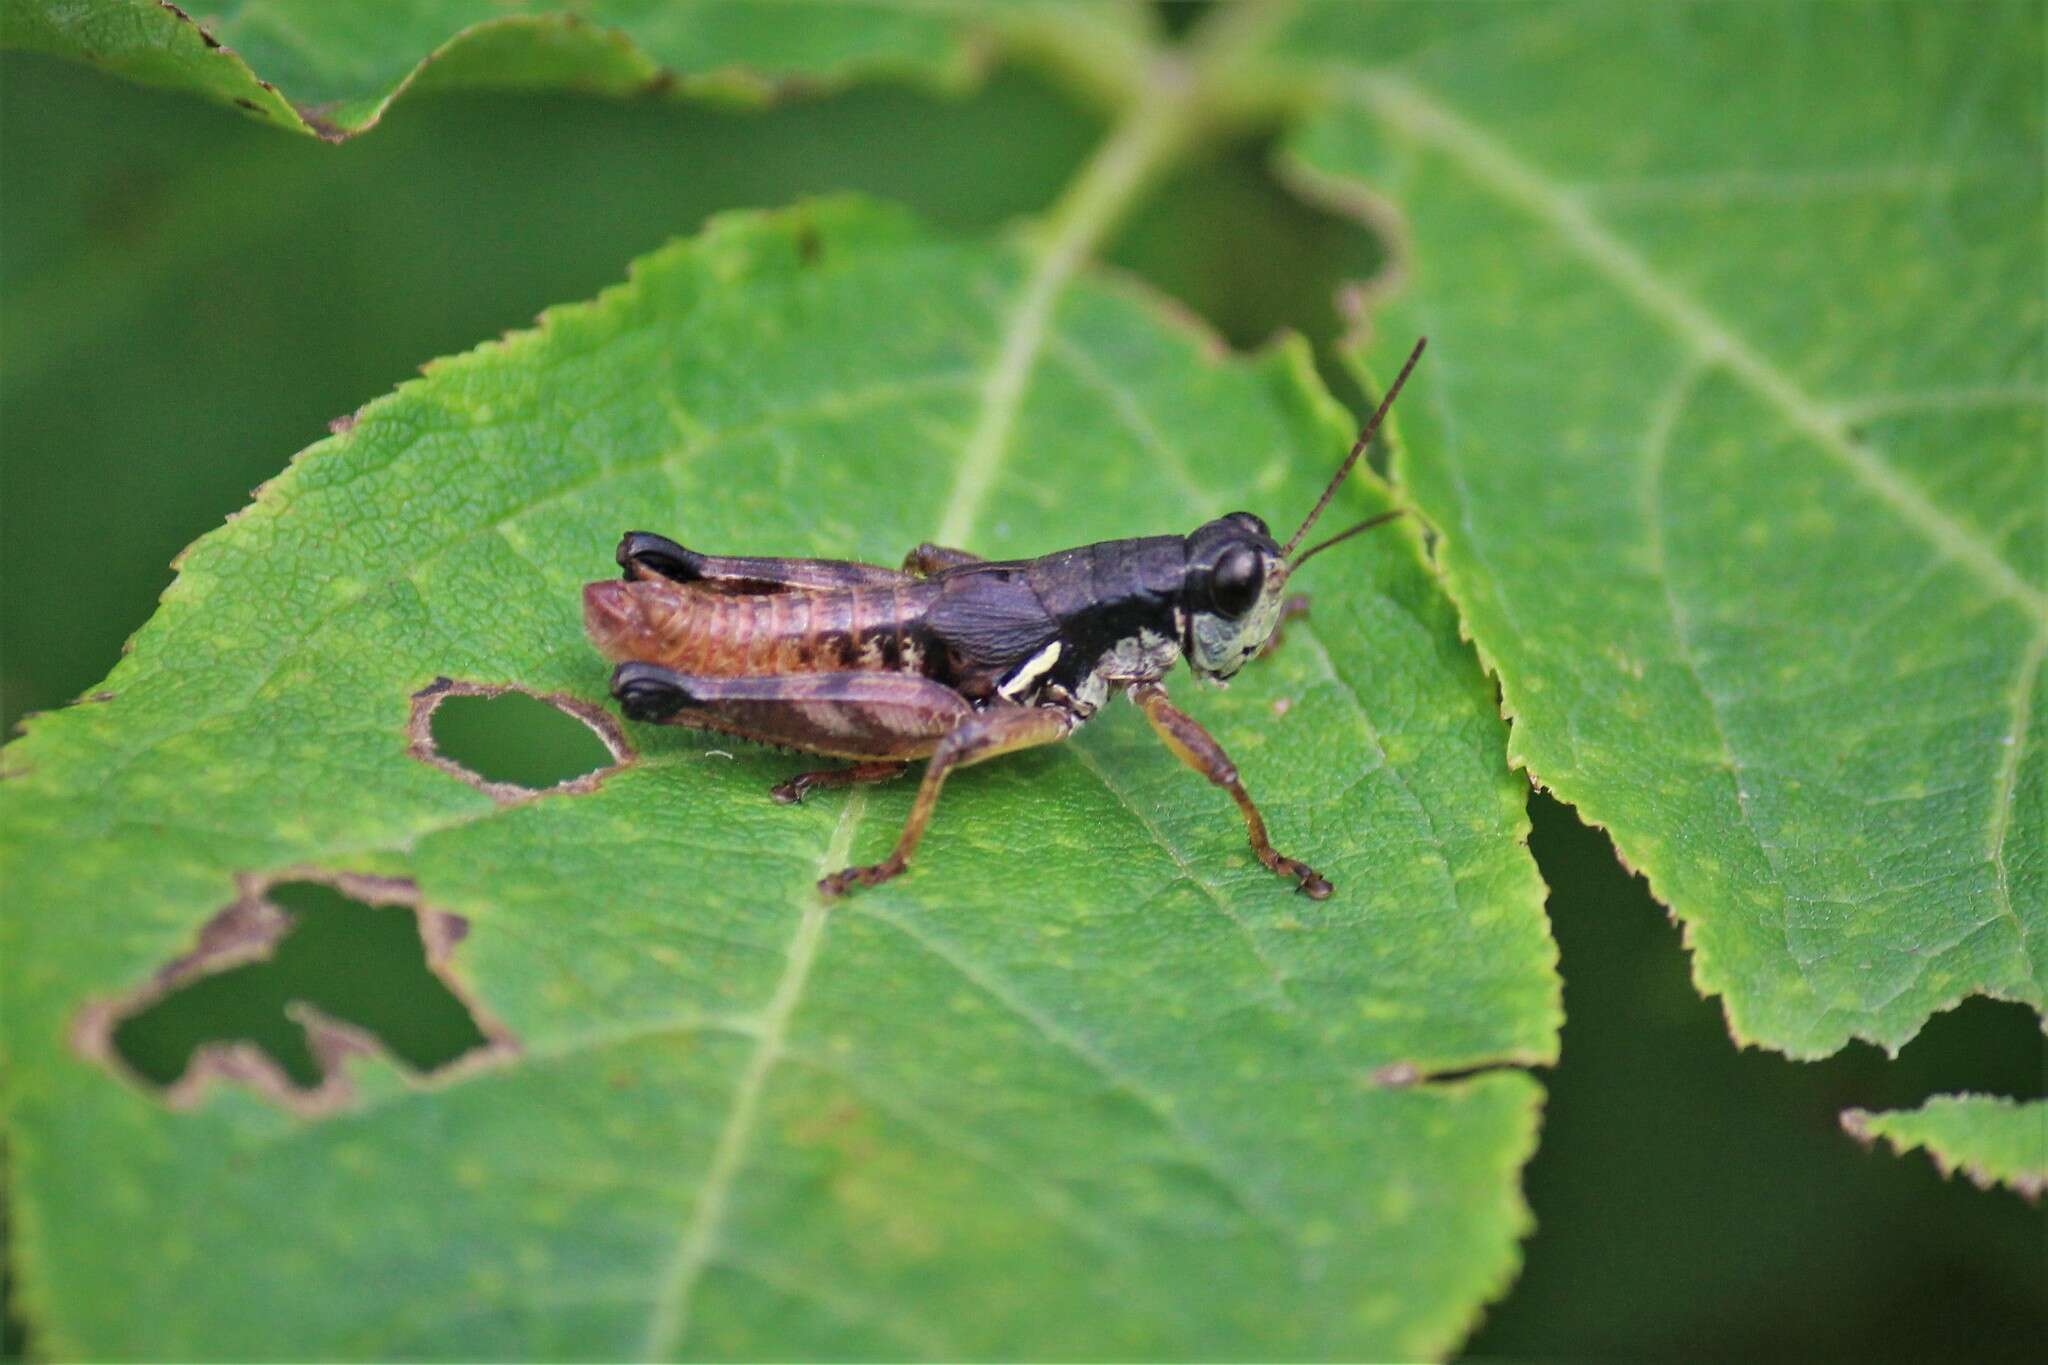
[585,577,941,678]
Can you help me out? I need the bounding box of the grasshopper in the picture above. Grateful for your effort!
[584,339,1426,898]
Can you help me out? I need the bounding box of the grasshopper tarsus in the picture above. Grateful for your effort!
[818,856,907,899]
[1274,857,1334,900]
[585,338,1429,899]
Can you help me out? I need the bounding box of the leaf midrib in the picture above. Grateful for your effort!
[638,792,864,1358]
[632,48,1222,1356]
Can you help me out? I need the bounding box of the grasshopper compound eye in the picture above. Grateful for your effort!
[1210,546,1264,618]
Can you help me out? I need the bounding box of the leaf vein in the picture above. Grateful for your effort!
[638,792,867,1358]
[1349,70,2047,622]
[1639,359,1830,1022]
[848,899,1300,1247]
[1987,628,2046,973]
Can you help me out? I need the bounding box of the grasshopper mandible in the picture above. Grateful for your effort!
[584,339,1427,898]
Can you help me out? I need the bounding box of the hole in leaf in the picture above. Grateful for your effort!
[78,873,515,1115]
[1106,127,1401,471]
[409,677,629,802]
[429,688,614,790]
[1156,0,1214,38]
[1109,131,1388,357]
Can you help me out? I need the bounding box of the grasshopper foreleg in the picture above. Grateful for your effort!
[1130,681,1332,898]
[820,703,1075,897]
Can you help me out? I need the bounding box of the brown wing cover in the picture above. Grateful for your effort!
[584,578,943,678]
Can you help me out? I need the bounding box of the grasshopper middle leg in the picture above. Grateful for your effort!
[1130,681,1332,898]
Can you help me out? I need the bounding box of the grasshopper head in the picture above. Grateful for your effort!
[1178,337,1428,684]
[1179,337,1426,683]
[1182,513,1289,683]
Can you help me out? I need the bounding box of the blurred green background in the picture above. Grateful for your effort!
[3,41,2042,1362]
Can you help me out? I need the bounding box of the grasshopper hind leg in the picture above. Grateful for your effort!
[613,662,694,722]
[616,532,698,585]
[617,531,909,592]
[607,663,1073,899]
[609,664,970,749]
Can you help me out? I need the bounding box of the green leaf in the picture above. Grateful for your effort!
[0,199,1558,1358]
[1843,1095,2048,1201]
[1271,1,2046,1058]
[1,0,1145,140]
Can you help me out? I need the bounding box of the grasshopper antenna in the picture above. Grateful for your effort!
[1282,336,1427,560]
[1291,509,1405,568]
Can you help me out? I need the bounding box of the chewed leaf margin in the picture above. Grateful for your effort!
[1256,2,2047,1063]
[0,0,1148,142]
[71,868,521,1117]
[1843,1094,2048,1202]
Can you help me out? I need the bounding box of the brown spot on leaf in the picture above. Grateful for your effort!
[1372,1060,1423,1088]
[293,100,349,143]
[788,1098,941,1256]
